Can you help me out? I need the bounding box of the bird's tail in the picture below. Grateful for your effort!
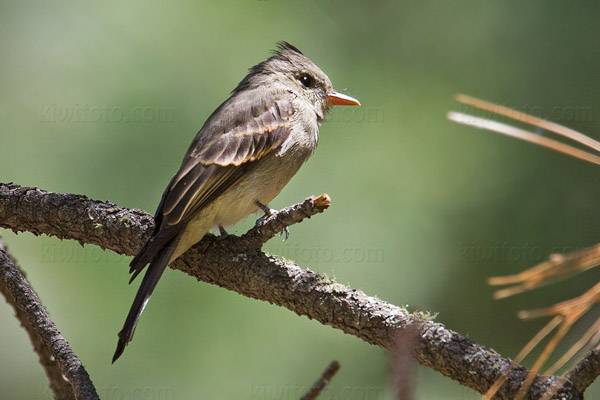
[112,235,179,363]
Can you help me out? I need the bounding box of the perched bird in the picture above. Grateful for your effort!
[112,41,360,362]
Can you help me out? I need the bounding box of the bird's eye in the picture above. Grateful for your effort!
[298,74,313,88]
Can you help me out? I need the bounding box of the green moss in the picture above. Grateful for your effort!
[119,215,131,228]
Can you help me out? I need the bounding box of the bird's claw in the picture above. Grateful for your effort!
[280,226,290,241]
[256,210,275,226]
[255,201,276,225]
[255,200,290,240]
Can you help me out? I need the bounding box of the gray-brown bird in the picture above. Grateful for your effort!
[113,42,360,362]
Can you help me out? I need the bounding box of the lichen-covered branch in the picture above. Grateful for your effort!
[0,233,99,400]
[0,182,590,399]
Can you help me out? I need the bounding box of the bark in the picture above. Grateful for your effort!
[0,182,595,399]
[0,233,99,400]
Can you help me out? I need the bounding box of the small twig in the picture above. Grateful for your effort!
[242,193,331,247]
[0,233,99,400]
[300,360,340,400]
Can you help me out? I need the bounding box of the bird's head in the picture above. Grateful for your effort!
[234,42,360,121]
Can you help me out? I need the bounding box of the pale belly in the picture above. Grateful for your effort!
[169,149,310,262]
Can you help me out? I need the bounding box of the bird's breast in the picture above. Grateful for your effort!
[278,111,320,157]
[171,134,314,262]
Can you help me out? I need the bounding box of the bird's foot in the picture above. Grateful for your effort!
[281,226,290,241]
[256,201,276,218]
[255,201,290,241]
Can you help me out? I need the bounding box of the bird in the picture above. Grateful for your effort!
[112,41,360,362]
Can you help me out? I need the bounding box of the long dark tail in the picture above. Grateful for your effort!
[112,236,179,363]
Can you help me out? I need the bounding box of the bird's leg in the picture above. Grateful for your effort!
[255,200,276,217]
[255,201,289,240]
[217,225,229,240]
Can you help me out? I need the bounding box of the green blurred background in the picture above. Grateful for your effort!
[2,1,600,399]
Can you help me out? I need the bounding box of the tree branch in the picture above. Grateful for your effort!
[0,182,589,399]
[0,232,99,400]
[566,345,600,395]
[300,360,340,400]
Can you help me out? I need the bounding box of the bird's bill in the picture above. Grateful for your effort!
[327,91,360,106]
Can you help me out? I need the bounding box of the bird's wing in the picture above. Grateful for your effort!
[128,91,294,278]
[163,94,294,225]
